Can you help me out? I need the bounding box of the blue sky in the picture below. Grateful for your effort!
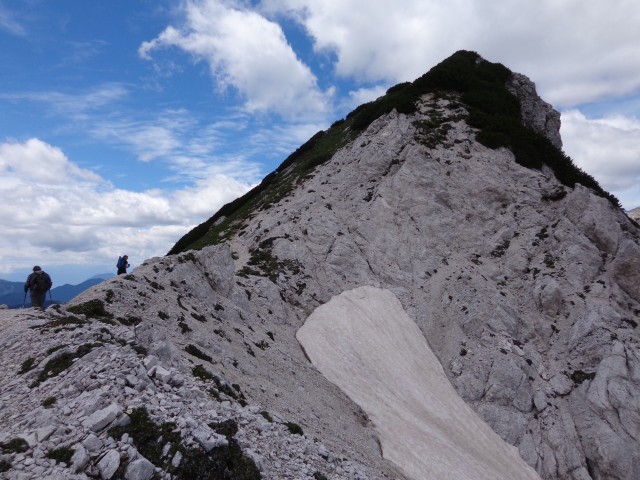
[1,0,639,286]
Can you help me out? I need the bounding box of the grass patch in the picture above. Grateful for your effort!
[47,446,74,466]
[109,408,260,479]
[18,356,37,374]
[67,299,113,321]
[259,411,273,423]
[571,370,596,385]
[46,345,65,355]
[30,343,97,387]
[192,364,215,381]
[185,344,213,363]
[284,422,303,436]
[109,407,181,466]
[238,239,303,284]
[42,396,57,408]
[0,438,29,453]
[117,315,142,326]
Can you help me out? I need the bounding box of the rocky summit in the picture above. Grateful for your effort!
[1,51,640,480]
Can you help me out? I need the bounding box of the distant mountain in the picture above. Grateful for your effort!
[0,274,112,308]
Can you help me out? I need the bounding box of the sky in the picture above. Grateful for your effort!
[1,0,639,286]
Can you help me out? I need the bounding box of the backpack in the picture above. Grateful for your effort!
[117,257,126,269]
[30,273,51,293]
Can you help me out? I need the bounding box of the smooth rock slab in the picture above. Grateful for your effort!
[125,456,155,480]
[97,449,121,479]
[297,286,541,480]
[192,424,228,452]
[83,403,122,432]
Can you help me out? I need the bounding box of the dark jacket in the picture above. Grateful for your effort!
[24,271,53,293]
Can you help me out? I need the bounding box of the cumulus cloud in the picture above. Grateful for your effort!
[0,138,252,275]
[140,0,330,120]
[561,110,640,209]
[261,0,640,108]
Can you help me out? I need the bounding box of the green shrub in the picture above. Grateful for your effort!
[117,316,142,326]
[284,422,303,435]
[109,408,261,479]
[18,357,36,374]
[571,370,596,384]
[185,344,213,363]
[31,343,96,387]
[259,411,273,423]
[0,438,29,453]
[67,299,113,321]
[47,446,74,466]
[42,396,57,408]
[192,364,215,381]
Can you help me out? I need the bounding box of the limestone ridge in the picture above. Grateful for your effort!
[1,50,639,480]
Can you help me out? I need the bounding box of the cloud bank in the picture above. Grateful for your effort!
[0,138,252,276]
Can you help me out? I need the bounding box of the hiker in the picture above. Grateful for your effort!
[117,255,130,275]
[24,265,52,309]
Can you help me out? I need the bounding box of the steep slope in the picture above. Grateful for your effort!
[1,51,639,480]
[163,51,640,479]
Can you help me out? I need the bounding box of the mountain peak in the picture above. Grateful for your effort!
[170,50,617,255]
[2,52,639,480]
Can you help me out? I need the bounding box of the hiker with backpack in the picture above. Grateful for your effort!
[117,255,130,275]
[24,265,53,310]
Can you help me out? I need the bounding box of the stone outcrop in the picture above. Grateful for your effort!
[627,206,640,222]
[507,72,563,149]
[1,53,639,480]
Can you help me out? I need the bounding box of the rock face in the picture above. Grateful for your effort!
[506,72,563,149]
[627,206,640,222]
[1,51,639,480]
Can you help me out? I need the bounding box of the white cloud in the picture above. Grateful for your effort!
[561,110,640,209]
[345,86,388,111]
[0,138,252,275]
[0,138,102,185]
[0,5,25,36]
[140,0,330,120]
[0,84,129,120]
[261,0,640,108]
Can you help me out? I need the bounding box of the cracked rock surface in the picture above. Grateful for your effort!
[1,68,640,480]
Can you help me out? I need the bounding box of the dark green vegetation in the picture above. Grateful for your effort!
[109,407,261,480]
[170,50,619,254]
[0,438,29,453]
[30,343,98,387]
[237,238,302,283]
[259,411,273,423]
[46,446,74,466]
[185,344,213,362]
[571,370,596,384]
[18,356,36,374]
[67,299,114,323]
[284,421,303,435]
